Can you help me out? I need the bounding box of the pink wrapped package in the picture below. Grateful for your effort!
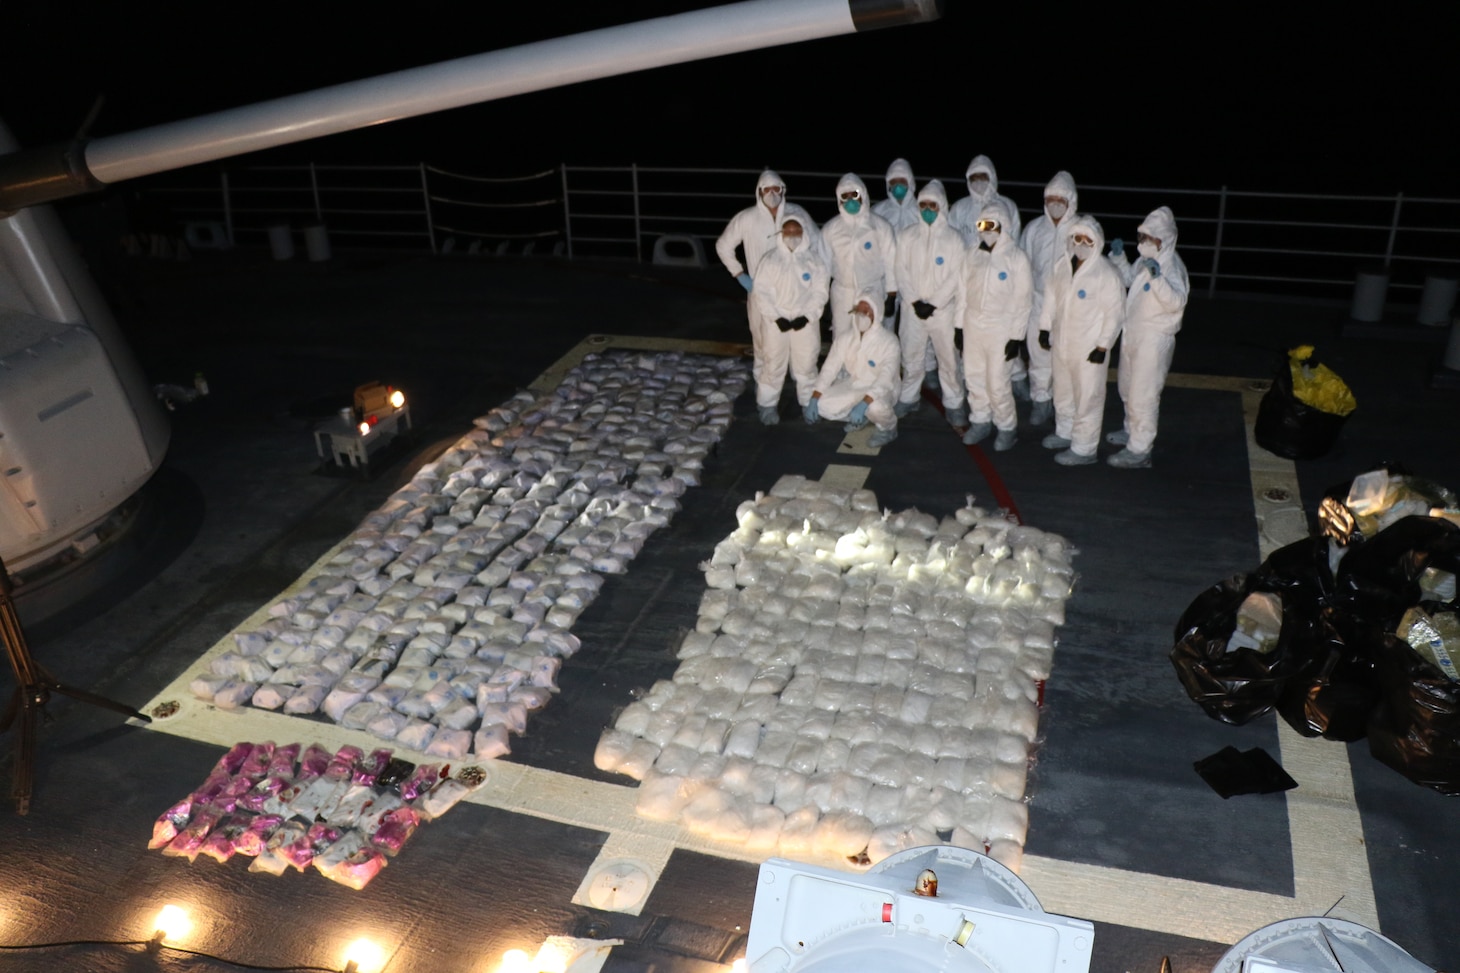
[266,743,301,778]
[297,744,332,782]
[238,742,276,780]
[280,823,342,871]
[189,769,234,804]
[212,742,253,776]
[198,814,251,863]
[316,833,387,890]
[149,798,193,849]
[353,748,393,786]
[249,821,308,876]
[397,764,443,802]
[204,775,256,814]
[162,807,222,862]
[232,814,284,857]
[323,745,365,780]
[369,807,420,855]
[237,776,290,814]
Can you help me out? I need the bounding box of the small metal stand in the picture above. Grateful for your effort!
[0,557,151,815]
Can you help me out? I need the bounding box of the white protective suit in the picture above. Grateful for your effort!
[822,173,898,340]
[959,199,1033,432]
[749,213,830,410]
[948,155,1023,245]
[872,158,921,232]
[1037,214,1124,457]
[1109,206,1189,455]
[1018,171,1080,405]
[893,179,965,410]
[813,294,901,432]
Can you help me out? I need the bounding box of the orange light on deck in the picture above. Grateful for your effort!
[151,904,191,945]
[343,937,385,973]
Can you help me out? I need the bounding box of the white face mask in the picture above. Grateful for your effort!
[969,178,991,199]
[854,312,874,333]
[979,230,1000,249]
[785,234,802,252]
[1071,242,1095,261]
[762,190,784,209]
[1046,200,1068,220]
[1137,241,1159,259]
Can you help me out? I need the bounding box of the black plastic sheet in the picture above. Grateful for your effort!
[1254,358,1347,460]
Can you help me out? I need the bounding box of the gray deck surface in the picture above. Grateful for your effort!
[2,246,1458,973]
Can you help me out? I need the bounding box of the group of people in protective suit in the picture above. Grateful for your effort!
[714,157,1189,467]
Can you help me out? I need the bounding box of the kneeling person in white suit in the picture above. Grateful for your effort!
[804,294,901,448]
[750,216,829,424]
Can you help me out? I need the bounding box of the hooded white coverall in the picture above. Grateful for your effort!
[960,200,1033,432]
[749,213,829,410]
[716,169,825,390]
[1038,214,1124,457]
[1109,206,1189,455]
[872,158,920,232]
[948,155,1023,245]
[822,173,898,341]
[893,179,965,409]
[1018,171,1080,405]
[813,295,901,432]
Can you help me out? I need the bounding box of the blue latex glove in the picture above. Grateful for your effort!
[1108,237,1124,257]
[737,272,753,292]
[848,400,869,425]
[1142,257,1161,277]
[803,397,820,424]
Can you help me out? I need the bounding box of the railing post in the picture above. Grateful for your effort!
[631,162,643,263]
[1383,192,1403,269]
[419,163,437,254]
[309,162,323,221]
[221,170,234,246]
[1208,184,1227,299]
[561,164,574,259]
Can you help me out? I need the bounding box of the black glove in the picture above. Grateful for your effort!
[1038,330,1051,350]
[1004,338,1026,362]
[790,315,809,331]
[1087,347,1107,364]
[775,316,795,332]
[912,300,935,320]
[883,293,898,318]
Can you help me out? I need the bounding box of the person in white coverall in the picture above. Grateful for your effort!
[893,179,966,424]
[1103,206,1189,468]
[748,216,828,424]
[948,155,1022,245]
[959,199,1032,452]
[1036,214,1124,465]
[1019,171,1079,423]
[804,294,901,448]
[716,171,824,394]
[872,158,920,232]
[822,173,898,342]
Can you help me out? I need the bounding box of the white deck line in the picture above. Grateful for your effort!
[133,343,1378,940]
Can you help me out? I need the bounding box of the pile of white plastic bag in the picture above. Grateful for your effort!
[595,475,1075,869]
[191,351,747,761]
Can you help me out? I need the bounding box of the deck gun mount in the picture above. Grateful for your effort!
[0,0,941,581]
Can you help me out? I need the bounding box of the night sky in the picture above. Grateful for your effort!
[1,2,1454,196]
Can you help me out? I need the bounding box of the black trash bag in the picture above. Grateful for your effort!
[1253,355,1348,460]
[1275,612,1379,742]
[1366,631,1460,795]
[1171,538,1333,725]
[1334,516,1460,629]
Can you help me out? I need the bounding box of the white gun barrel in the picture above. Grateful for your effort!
[0,0,940,211]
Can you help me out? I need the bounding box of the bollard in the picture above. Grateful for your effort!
[1418,275,1458,326]
[267,224,294,260]
[1349,268,1388,322]
[303,223,331,262]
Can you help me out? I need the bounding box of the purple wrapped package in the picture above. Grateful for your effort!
[266,743,301,778]
[397,764,443,802]
[190,769,234,803]
[297,744,332,781]
[353,748,393,786]
[238,742,276,780]
[212,742,253,776]
[162,806,222,861]
[370,807,421,855]
[324,745,365,780]
[149,798,193,849]
[232,814,284,857]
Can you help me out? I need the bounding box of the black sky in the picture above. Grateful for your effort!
[2,2,1455,196]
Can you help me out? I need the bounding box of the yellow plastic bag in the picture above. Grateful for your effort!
[1287,345,1357,417]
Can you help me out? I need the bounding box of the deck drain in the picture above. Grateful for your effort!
[1263,487,1292,503]
[1248,380,1272,392]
